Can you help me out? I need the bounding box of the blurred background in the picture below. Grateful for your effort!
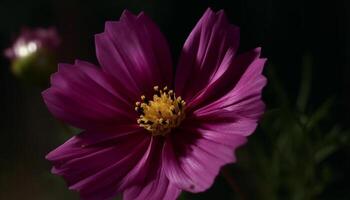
[0,0,349,199]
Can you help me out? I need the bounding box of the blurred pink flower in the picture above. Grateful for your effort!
[5,27,60,60]
[43,8,267,200]
[4,27,61,86]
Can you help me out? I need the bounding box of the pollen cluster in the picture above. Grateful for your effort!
[135,86,186,136]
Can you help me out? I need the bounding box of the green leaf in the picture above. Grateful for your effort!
[307,97,334,129]
[314,144,338,163]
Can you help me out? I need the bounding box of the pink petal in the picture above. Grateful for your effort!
[123,138,181,200]
[42,61,136,131]
[195,49,266,120]
[163,126,246,193]
[187,48,266,119]
[95,10,173,97]
[123,171,181,200]
[175,8,240,103]
[187,110,259,137]
[46,130,152,200]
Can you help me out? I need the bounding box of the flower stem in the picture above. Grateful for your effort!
[221,167,246,200]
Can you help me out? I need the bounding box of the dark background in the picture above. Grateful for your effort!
[0,0,349,199]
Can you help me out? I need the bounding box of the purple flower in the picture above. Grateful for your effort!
[43,8,267,200]
[5,27,60,60]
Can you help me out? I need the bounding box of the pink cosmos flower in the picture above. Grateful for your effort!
[43,8,267,200]
[5,27,60,60]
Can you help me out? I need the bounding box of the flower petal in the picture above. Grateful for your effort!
[123,138,181,200]
[95,10,173,97]
[46,130,152,200]
[175,8,240,102]
[187,110,259,137]
[191,48,267,119]
[163,126,246,193]
[123,170,181,200]
[42,61,136,131]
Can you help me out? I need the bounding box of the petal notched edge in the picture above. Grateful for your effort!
[95,10,173,98]
[175,8,240,103]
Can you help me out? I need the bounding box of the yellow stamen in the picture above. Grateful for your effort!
[135,85,186,136]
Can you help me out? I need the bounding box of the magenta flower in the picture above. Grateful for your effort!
[43,8,266,200]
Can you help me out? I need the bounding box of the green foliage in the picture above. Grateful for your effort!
[237,55,349,200]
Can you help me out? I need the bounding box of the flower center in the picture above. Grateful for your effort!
[135,86,186,136]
